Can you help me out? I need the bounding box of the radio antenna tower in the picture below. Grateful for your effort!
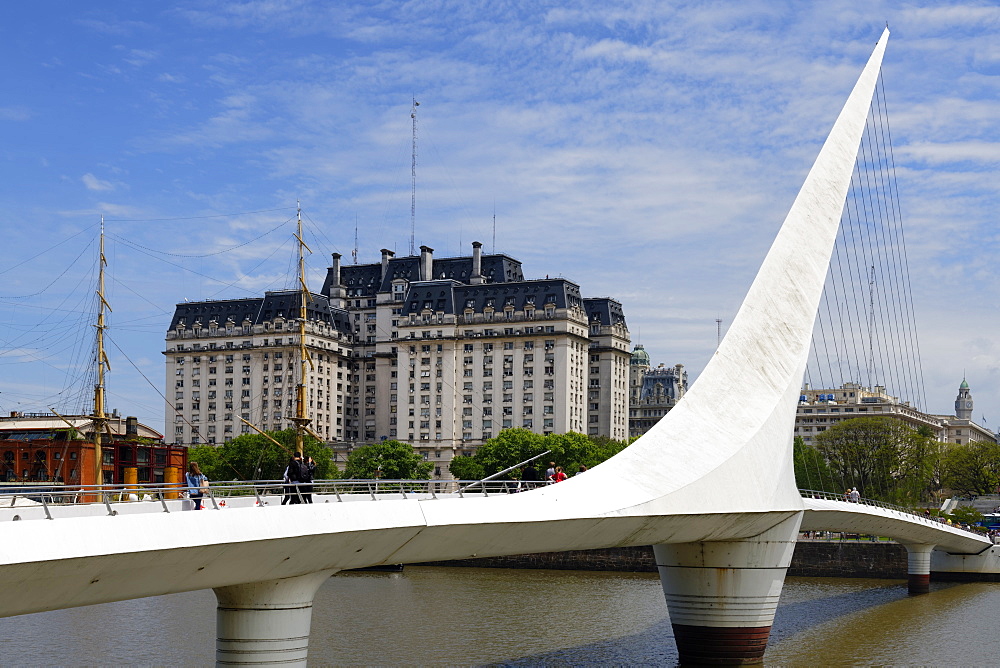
[410,98,420,256]
[716,318,723,348]
[352,215,359,264]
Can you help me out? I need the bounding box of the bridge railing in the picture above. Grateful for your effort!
[0,478,538,521]
[799,488,990,539]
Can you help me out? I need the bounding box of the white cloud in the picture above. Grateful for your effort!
[82,173,115,191]
[0,106,31,121]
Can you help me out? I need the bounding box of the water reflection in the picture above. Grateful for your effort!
[1,567,998,666]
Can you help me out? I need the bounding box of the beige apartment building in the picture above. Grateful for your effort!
[794,381,996,446]
[164,291,354,446]
[164,243,630,478]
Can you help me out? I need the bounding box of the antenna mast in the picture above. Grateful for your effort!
[353,215,359,265]
[293,202,315,455]
[410,98,419,256]
[93,217,112,487]
[716,318,722,348]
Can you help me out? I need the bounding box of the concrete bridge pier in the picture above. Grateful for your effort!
[213,569,338,667]
[653,513,802,665]
[903,543,934,594]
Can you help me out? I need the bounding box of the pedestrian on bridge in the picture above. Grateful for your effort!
[521,463,539,490]
[286,452,316,504]
[849,488,861,503]
[186,462,208,510]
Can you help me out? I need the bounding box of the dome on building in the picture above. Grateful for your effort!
[960,378,969,390]
[631,344,650,366]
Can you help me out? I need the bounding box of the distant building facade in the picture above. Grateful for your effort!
[164,243,630,477]
[0,412,183,486]
[794,380,996,446]
[628,344,687,438]
[931,379,995,445]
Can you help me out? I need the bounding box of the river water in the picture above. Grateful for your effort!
[1,566,998,666]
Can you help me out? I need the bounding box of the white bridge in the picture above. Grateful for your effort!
[2,29,994,665]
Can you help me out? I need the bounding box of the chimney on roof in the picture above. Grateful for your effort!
[471,241,484,284]
[330,253,342,287]
[420,245,433,281]
[327,253,346,307]
[381,249,394,281]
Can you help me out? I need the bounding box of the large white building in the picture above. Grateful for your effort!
[794,380,996,446]
[164,243,630,477]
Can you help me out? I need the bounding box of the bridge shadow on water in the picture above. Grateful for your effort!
[491,577,955,667]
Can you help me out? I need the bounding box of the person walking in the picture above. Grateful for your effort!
[286,452,305,504]
[849,488,861,503]
[551,466,567,483]
[185,461,209,510]
[301,455,316,504]
[545,461,556,483]
[522,463,539,490]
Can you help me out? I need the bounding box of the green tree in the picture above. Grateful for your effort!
[950,504,985,526]
[344,440,433,479]
[543,432,603,474]
[447,428,633,480]
[793,436,837,492]
[942,441,1000,497]
[447,455,484,481]
[896,425,946,503]
[814,417,916,502]
[188,429,335,482]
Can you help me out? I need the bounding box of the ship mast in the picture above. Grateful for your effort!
[292,203,315,454]
[93,217,112,486]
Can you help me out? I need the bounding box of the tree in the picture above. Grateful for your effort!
[814,417,918,502]
[344,440,433,479]
[942,441,1000,497]
[188,429,335,482]
[793,436,837,493]
[447,428,633,480]
[950,504,984,526]
[472,428,547,477]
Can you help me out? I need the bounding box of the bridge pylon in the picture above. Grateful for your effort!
[903,543,934,594]
[214,569,338,666]
[654,513,802,664]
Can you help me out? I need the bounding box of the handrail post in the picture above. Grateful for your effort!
[158,491,169,513]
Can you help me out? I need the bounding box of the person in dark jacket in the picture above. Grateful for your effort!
[521,463,539,490]
[286,452,304,504]
[300,455,316,503]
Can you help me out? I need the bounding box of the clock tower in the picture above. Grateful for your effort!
[955,379,973,421]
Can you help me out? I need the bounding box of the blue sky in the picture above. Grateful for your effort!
[1,1,999,434]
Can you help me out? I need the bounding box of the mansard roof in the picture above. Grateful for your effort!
[168,290,352,335]
[583,297,627,326]
[323,252,525,296]
[399,278,583,316]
